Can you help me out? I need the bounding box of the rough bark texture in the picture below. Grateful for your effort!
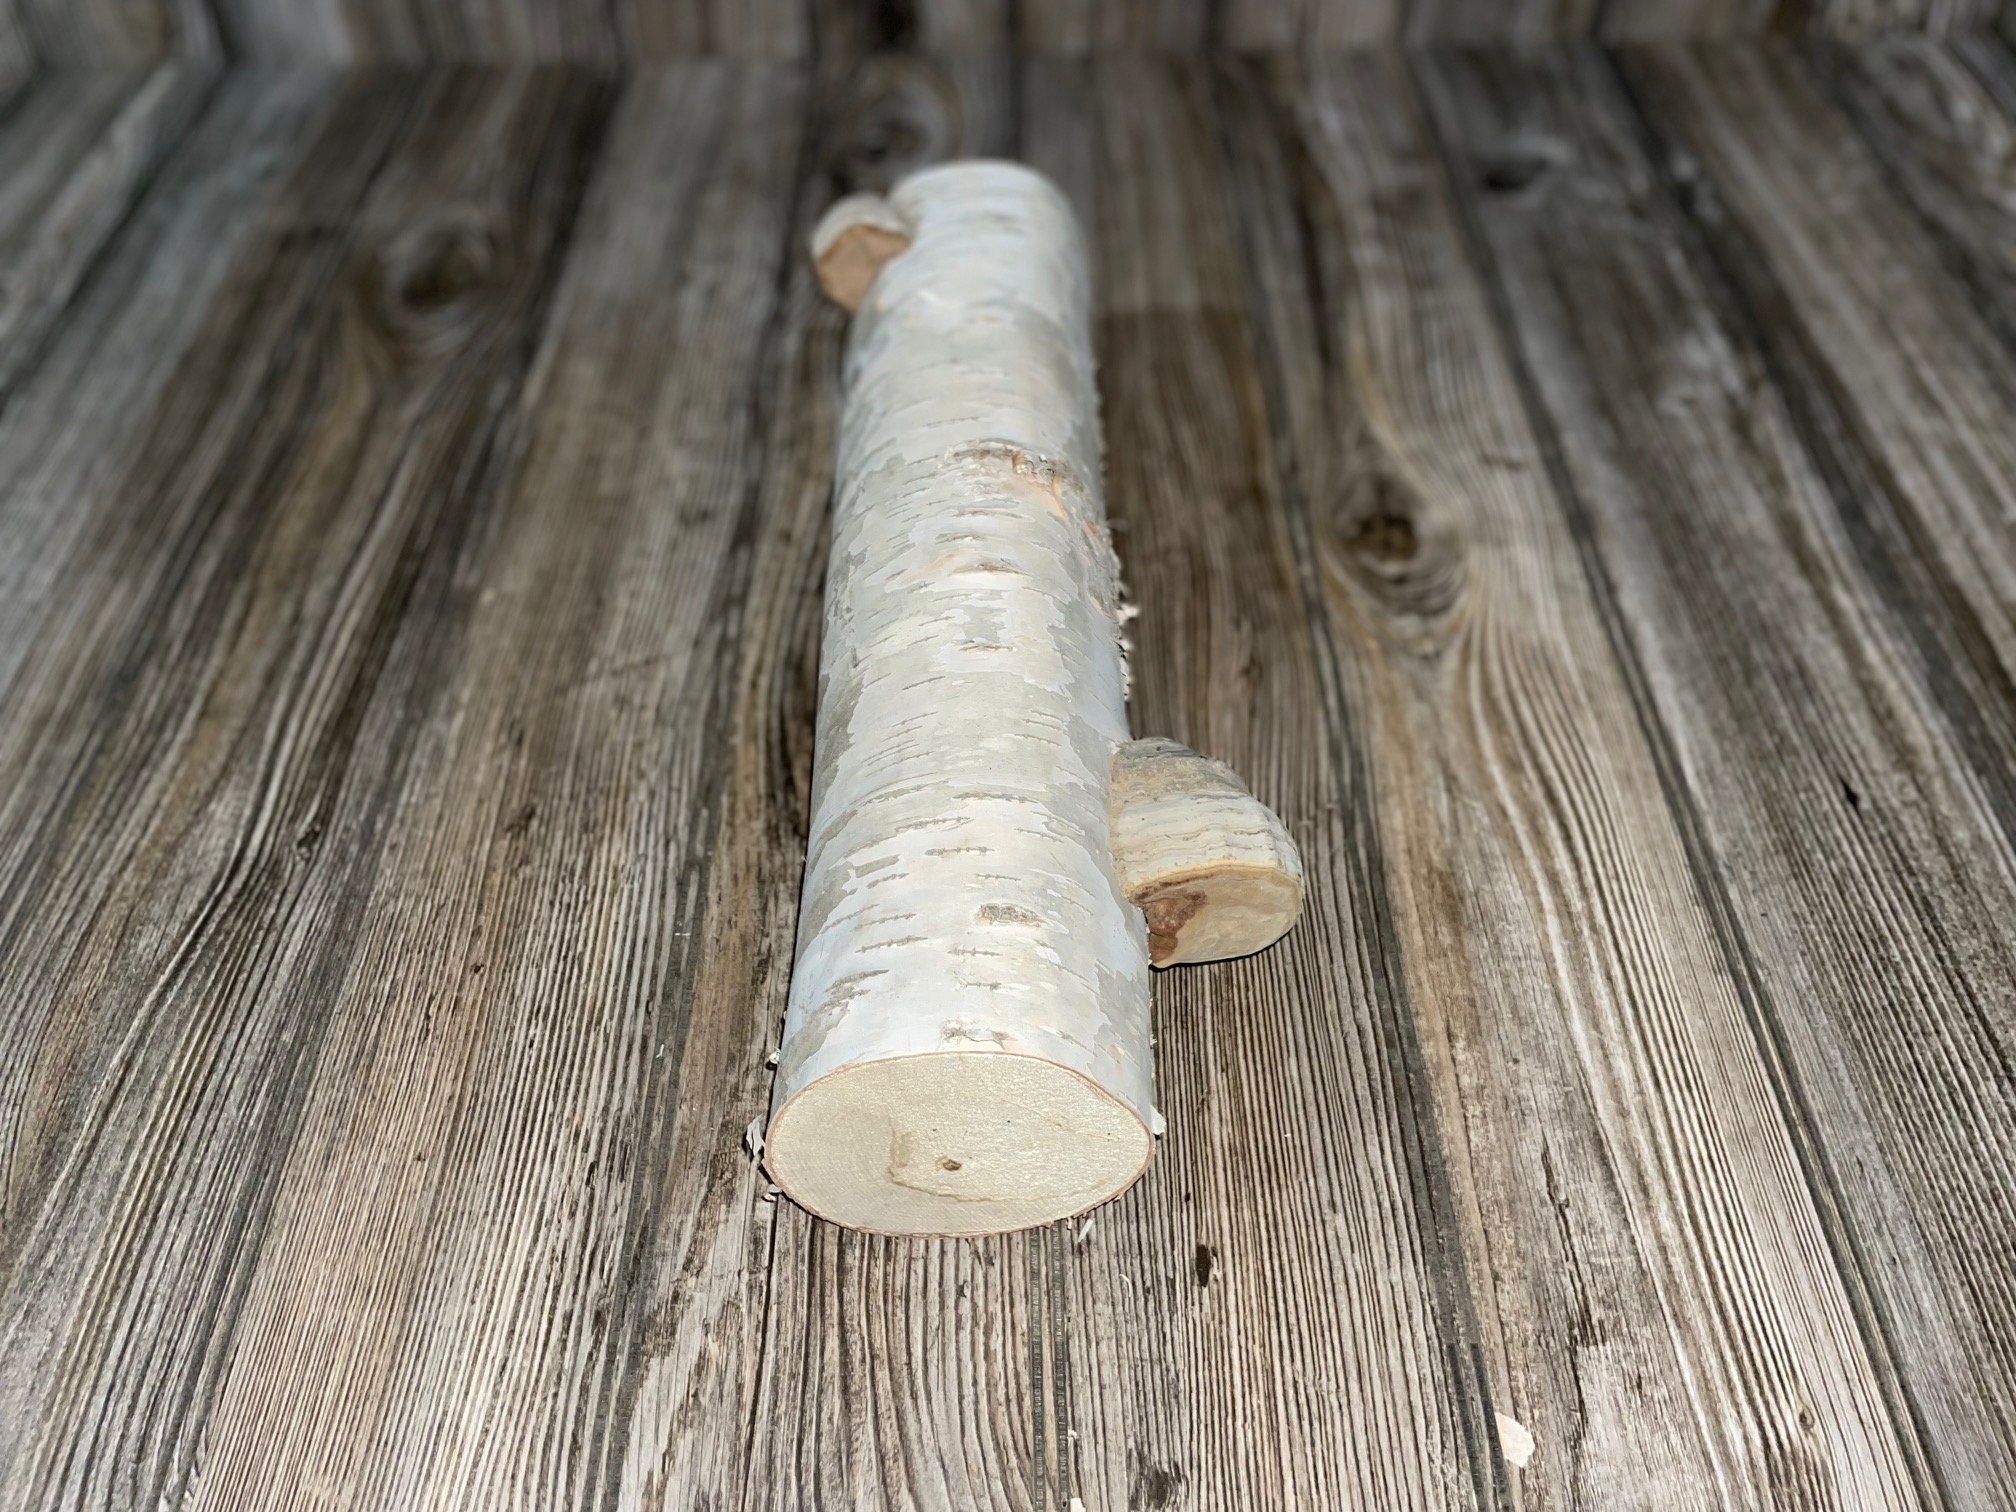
[765,162,1155,1238]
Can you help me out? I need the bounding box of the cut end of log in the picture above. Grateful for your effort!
[765,1052,1153,1236]
[810,192,914,312]
[1111,738,1305,967]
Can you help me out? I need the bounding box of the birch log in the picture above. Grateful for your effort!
[769,162,1301,1236]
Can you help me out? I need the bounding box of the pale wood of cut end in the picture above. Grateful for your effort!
[809,191,912,311]
[1110,736,1304,966]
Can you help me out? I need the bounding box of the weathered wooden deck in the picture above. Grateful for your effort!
[2,36,2014,1512]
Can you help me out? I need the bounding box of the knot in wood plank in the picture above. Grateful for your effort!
[829,56,965,193]
[369,209,502,345]
[1475,139,1565,196]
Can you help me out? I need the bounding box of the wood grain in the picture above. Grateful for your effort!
[0,12,28,80]
[1406,0,1599,47]
[1613,38,2016,1504]
[5,0,216,65]
[1621,42,2016,854]
[171,64,812,1512]
[1791,0,1997,36]
[1227,45,1944,1512]
[1599,0,1774,42]
[1811,32,2016,365]
[0,67,611,1509]
[1218,0,1398,49]
[1422,41,2016,1507]
[1026,56,1499,1512]
[0,71,352,767]
[1014,0,1213,52]
[0,65,215,403]
[1602,0,1995,37]
[4,35,2016,1512]
[203,0,812,58]
[200,0,810,62]
[1,0,1994,62]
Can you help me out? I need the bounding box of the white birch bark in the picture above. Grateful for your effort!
[769,163,1302,1236]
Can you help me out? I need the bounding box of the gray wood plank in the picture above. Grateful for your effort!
[1015,0,1212,51]
[8,0,215,65]
[1619,41,2016,858]
[8,0,1996,61]
[594,84,832,1502]
[3,36,2013,1512]
[1223,47,1942,1512]
[205,0,808,61]
[3,0,2010,61]
[1018,55,1502,1512]
[0,64,216,404]
[0,69,610,1510]
[913,0,1011,49]
[1811,34,2016,364]
[1421,40,2016,1508]
[149,64,816,1511]
[0,10,29,81]
[1600,0,1774,42]
[1221,0,1397,48]
[0,71,351,743]
[1597,0,1997,39]
[1797,0,1997,34]
[1611,37,2016,1504]
[1406,0,1599,46]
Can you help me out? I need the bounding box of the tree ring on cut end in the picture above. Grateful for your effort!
[765,1051,1152,1237]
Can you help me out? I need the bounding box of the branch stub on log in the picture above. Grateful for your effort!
[1111,737,1304,967]
[810,191,913,311]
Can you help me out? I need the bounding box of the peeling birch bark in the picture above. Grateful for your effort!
[768,162,1301,1236]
